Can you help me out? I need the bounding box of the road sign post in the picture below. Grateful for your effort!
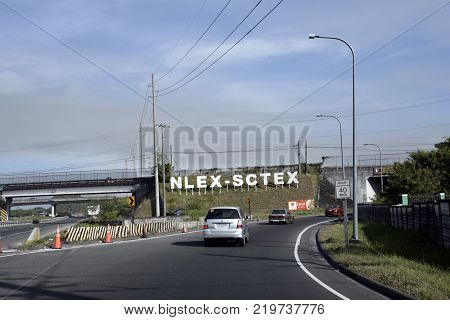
[247,197,251,218]
[335,179,350,245]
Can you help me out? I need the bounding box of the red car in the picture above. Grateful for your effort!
[325,204,343,217]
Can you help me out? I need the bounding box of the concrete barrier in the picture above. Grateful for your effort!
[65,220,178,242]
[25,227,40,244]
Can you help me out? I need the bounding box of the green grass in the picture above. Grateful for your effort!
[320,221,450,299]
[17,234,55,251]
[9,215,54,223]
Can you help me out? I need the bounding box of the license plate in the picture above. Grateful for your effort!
[216,224,229,229]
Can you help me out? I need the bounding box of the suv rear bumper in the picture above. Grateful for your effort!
[204,229,244,239]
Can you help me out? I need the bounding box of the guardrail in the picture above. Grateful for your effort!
[0,169,153,185]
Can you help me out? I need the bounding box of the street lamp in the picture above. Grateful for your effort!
[317,114,349,244]
[309,33,359,241]
[364,143,383,194]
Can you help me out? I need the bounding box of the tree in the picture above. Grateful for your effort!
[89,198,130,220]
[383,137,449,203]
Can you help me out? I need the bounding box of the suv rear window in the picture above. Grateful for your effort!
[271,210,286,215]
[206,209,240,220]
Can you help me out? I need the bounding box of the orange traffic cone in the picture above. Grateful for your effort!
[103,225,112,243]
[181,224,187,233]
[52,225,62,249]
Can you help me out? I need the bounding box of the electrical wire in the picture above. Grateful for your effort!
[157,0,285,96]
[156,0,233,82]
[153,0,209,75]
[158,0,263,92]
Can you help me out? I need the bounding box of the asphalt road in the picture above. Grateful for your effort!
[0,217,79,249]
[0,215,386,300]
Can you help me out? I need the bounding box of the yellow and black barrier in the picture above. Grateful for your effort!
[65,221,177,242]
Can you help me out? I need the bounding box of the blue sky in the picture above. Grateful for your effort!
[0,0,449,173]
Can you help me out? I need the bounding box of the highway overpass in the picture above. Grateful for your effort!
[0,170,155,220]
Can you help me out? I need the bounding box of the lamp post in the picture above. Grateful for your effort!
[317,114,349,244]
[309,34,359,241]
[364,143,383,194]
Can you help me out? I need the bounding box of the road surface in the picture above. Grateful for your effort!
[0,217,80,250]
[0,215,385,299]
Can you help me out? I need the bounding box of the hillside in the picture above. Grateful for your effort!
[135,174,320,220]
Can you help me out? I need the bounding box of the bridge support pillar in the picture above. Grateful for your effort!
[50,204,56,217]
[5,198,12,222]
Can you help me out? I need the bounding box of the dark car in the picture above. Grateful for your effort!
[269,209,294,224]
[325,204,343,217]
[32,219,40,224]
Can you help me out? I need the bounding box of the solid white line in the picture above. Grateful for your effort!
[294,219,349,300]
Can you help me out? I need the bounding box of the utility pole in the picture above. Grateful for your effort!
[169,144,173,170]
[139,124,143,177]
[297,140,302,175]
[152,74,160,217]
[158,124,170,216]
[305,139,308,174]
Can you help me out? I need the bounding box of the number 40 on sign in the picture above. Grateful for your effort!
[335,179,351,199]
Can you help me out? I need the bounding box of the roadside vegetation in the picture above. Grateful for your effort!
[377,137,449,203]
[320,221,450,299]
[17,234,55,251]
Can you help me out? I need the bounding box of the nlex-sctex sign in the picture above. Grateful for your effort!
[170,171,300,190]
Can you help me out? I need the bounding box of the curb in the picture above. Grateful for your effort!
[316,224,415,300]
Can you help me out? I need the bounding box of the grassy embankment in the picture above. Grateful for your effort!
[9,215,54,223]
[320,221,450,299]
[135,175,321,220]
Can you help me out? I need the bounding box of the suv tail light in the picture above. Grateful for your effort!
[237,221,243,229]
[203,221,208,229]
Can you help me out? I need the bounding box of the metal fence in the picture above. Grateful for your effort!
[0,169,153,185]
[359,201,450,248]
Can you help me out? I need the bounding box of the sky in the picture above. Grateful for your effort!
[0,0,449,174]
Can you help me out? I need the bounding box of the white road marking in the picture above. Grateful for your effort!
[294,219,349,300]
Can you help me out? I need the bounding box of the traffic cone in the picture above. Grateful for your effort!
[52,225,62,249]
[182,224,187,233]
[103,225,112,243]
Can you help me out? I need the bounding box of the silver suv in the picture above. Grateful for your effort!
[203,206,250,247]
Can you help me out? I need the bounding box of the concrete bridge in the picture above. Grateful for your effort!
[319,165,390,207]
[0,170,155,221]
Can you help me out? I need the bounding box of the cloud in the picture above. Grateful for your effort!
[0,71,30,94]
[161,37,320,71]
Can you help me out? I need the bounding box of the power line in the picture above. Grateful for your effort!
[0,0,185,125]
[309,122,450,139]
[156,0,233,82]
[261,1,450,127]
[166,93,450,127]
[153,0,209,75]
[158,0,263,92]
[157,0,285,97]
[1,140,435,174]
[0,130,134,153]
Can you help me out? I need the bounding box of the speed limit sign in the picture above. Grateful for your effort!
[335,180,351,199]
